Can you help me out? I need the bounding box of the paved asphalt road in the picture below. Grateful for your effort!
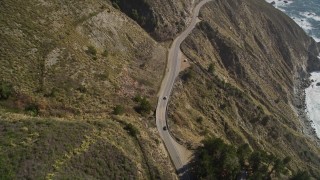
[155,0,212,177]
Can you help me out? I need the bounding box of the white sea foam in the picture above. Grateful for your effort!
[313,36,320,42]
[300,12,320,22]
[265,0,320,137]
[305,72,320,138]
[265,0,293,7]
[292,17,314,31]
[277,7,286,12]
[290,15,320,42]
[265,0,320,42]
[266,1,315,32]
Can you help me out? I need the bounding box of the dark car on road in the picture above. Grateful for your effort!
[163,126,167,130]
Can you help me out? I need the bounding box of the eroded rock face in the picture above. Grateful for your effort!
[112,0,196,41]
[307,40,320,72]
[146,0,196,41]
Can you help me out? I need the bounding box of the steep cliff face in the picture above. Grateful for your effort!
[145,0,197,40]
[111,0,197,41]
[168,0,320,176]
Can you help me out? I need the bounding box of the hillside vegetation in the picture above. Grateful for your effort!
[0,114,140,179]
[1,0,320,179]
[194,137,293,179]
[168,0,320,178]
[0,0,178,179]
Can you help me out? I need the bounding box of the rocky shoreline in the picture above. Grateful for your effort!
[294,74,320,146]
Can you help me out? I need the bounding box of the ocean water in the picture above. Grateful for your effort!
[305,73,320,138]
[265,0,320,42]
[265,0,320,138]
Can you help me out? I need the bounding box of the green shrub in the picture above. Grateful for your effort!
[133,94,142,102]
[0,156,14,179]
[0,82,13,100]
[102,49,108,57]
[195,137,292,179]
[135,97,151,115]
[113,105,124,115]
[261,115,270,126]
[25,103,39,116]
[95,72,109,81]
[131,9,139,20]
[112,2,120,9]
[133,95,151,115]
[290,171,311,180]
[124,123,138,137]
[181,69,194,82]
[196,116,204,124]
[219,103,227,109]
[86,45,97,56]
[44,87,58,98]
[208,63,215,74]
[76,86,87,93]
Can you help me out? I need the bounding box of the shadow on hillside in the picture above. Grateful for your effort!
[177,155,199,180]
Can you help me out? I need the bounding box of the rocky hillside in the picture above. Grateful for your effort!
[110,0,197,41]
[1,0,320,179]
[0,0,181,179]
[168,0,320,177]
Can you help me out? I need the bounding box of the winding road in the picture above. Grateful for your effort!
[155,0,212,177]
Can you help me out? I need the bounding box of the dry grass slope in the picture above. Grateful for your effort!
[0,0,177,179]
